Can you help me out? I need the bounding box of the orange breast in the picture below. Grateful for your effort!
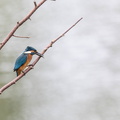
[17,54,32,75]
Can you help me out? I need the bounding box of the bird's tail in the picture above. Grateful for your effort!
[14,70,21,76]
[16,70,21,76]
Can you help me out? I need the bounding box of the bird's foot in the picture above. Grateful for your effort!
[28,64,34,69]
[22,71,26,76]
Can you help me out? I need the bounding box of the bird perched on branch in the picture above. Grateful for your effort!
[14,46,43,76]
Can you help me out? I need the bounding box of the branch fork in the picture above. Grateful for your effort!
[0,17,83,94]
[0,0,83,94]
[0,0,47,50]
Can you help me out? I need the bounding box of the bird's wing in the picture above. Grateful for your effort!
[14,53,27,71]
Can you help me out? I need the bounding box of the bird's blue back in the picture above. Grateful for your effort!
[14,53,27,71]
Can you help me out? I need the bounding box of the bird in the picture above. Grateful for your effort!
[14,46,43,76]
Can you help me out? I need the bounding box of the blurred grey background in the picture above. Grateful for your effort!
[0,0,120,120]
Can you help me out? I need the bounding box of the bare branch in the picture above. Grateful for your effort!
[34,1,37,7]
[13,35,30,39]
[0,0,47,50]
[0,17,83,94]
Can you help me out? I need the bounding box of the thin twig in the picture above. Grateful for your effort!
[34,1,37,7]
[13,35,30,39]
[0,0,47,50]
[0,17,83,94]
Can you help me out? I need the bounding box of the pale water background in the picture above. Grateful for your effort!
[0,0,120,120]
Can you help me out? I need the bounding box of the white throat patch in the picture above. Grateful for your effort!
[24,51,32,54]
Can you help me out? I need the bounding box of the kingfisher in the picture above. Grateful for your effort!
[14,46,43,76]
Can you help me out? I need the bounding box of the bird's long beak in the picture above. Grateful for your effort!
[36,52,44,57]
